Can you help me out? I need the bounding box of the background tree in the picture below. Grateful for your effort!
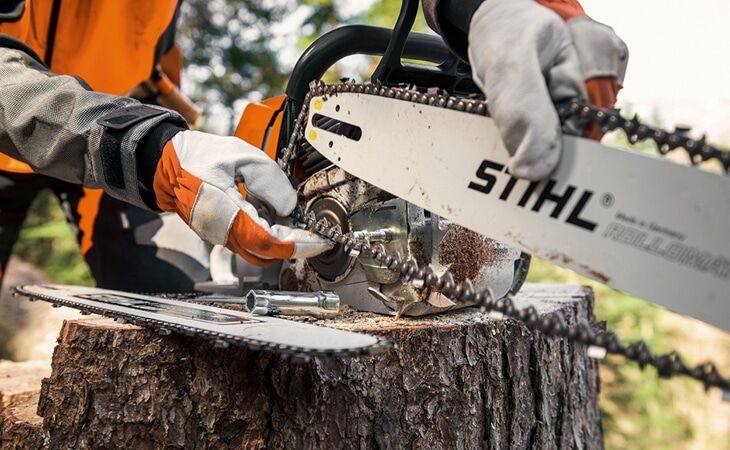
[178,0,427,133]
[179,0,340,131]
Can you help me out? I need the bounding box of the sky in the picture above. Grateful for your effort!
[581,0,730,103]
[580,0,730,140]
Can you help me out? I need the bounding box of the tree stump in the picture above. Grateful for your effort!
[5,284,603,449]
[0,361,48,449]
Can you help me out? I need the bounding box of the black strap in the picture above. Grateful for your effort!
[44,0,62,66]
[0,0,25,23]
[152,0,182,72]
[440,0,483,34]
[96,105,171,189]
[97,105,169,131]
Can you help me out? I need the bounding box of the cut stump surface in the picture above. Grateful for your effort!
[0,360,48,449]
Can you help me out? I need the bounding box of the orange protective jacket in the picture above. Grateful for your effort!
[0,0,183,173]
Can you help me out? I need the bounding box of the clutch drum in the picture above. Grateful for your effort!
[306,196,352,281]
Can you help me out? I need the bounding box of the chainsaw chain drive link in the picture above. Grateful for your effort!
[280,80,730,397]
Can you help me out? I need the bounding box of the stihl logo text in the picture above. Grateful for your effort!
[468,159,598,232]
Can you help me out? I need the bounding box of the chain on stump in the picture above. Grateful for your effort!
[280,81,730,398]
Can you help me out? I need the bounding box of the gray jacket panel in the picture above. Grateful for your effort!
[0,47,184,209]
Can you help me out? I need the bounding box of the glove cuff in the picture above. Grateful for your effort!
[136,121,187,209]
[536,0,586,20]
[94,105,188,210]
[567,17,629,85]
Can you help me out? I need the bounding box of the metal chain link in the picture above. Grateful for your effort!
[282,80,730,397]
[557,101,730,173]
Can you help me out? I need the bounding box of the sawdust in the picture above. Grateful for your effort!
[212,303,247,312]
[408,236,428,267]
[320,284,587,332]
[438,225,506,283]
[282,263,323,292]
[208,284,588,336]
[324,304,478,332]
[279,267,300,291]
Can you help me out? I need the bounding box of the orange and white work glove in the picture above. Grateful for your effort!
[468,0,628,180]
[152,130,332,266]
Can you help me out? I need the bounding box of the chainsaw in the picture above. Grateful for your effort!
[16,0,729,397]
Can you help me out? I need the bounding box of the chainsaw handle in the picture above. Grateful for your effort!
[282,24,477,152]
[370,0,419,84]
[286,25,452,105]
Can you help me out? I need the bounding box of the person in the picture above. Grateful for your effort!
[0,0,331,292]
[0,0,626,291]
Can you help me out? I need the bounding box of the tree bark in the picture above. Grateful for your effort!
[5,284,602,449]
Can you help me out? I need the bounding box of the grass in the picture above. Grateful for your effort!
[13,190,94,286]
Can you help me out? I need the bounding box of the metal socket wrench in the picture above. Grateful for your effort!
[245,290,340,319]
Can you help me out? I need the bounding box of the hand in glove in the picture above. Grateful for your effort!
[153,130,332,265]
[468,0,628,180]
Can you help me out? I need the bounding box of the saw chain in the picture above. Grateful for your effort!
[15,286,391,358]
[280,80,730,398]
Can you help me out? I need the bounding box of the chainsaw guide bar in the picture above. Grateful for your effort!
[15,284,390,358]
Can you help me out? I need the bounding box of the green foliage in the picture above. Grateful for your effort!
[180,0,344,132]
[365,0,428,30]
[13,191,93,286]
[179,0,295,130]
[180,0,429,132]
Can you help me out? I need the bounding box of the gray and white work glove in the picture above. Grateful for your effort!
[468,0,628,180]
[153,130,332,266]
